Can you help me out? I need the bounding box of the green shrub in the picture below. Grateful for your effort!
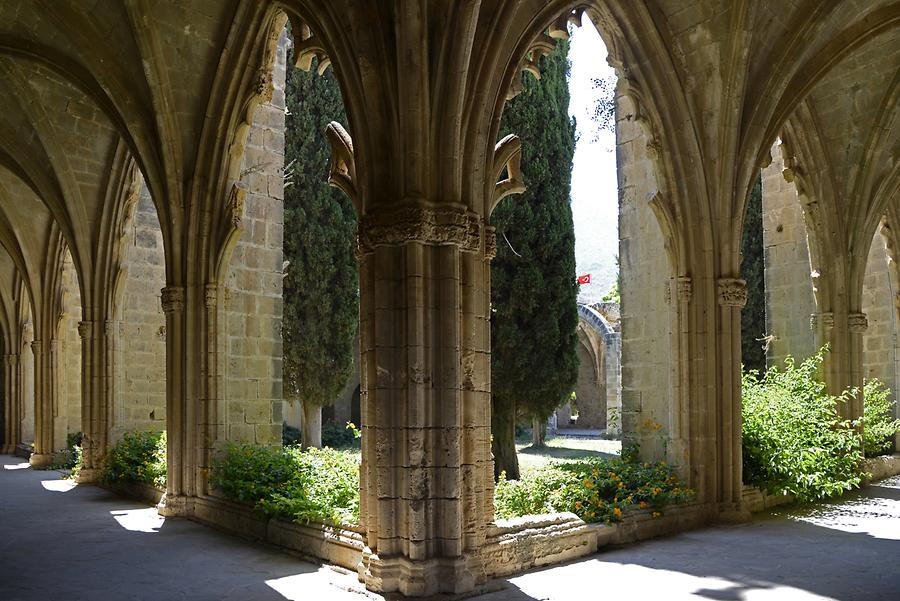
[742,351,862,501]
[863,378,900,457]
[495,457,693,523]
[321,421,360,449]
[210,443,359,525]
[102,430,167,488]
[282,422,301,446]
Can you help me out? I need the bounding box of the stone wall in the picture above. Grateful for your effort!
[220,31,286,446]
[761,145,817,366]
[616,93,672,460]
[113,183,167,437]
[861,228,899,405]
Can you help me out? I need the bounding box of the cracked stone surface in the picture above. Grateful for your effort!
[2,455,898,600]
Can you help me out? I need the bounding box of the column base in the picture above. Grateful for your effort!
[359,548,480,596]
[715,502,752,524]
[76,468,103,484]
[29,453,55,469]
[157,493,189,517]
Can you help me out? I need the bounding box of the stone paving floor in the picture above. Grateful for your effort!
[1,453,898,600]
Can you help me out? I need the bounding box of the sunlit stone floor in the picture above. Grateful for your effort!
[1,454,898,601]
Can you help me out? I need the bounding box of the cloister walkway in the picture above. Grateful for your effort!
[1,453,898,601]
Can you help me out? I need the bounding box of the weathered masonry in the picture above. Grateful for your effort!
[0,1,898,597]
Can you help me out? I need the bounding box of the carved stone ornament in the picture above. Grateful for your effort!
[664,283,672,305]
[30,340,42,354]
[491,135,526,212]
[809,312,835,331]
[77,321,93,340]
[228,183,247,229]
[676,277,693,304]
[160,286,186,314]
[717,278,747,307]
[484,226,498,260]
[205,284,218,309]
[848,312,868,334]
[325,122,357,208]
[357,206,483,255]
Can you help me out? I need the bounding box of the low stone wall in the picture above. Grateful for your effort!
[101,481,165,506]
[188,495,364,572]
[863,453,900,482]
[741,485,794,513]
[482,513,598,579]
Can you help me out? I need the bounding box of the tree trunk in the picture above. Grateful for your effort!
[531,416,546,448]
[491,399,519,481]
[301,400,322,449]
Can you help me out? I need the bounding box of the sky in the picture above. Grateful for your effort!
[566,20,619,303]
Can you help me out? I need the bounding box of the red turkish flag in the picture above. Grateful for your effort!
[576,274,591,285]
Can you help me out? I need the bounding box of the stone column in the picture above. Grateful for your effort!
[716,278,748,517]
[667,277,692,480]
[198,283,220,497]
[356,205,494,596]
[2,353,19,453]
[159,285,186,515]
[847,312,868,421]
[30,339,54,467]
[50,338,64,450]
[77,320,106,482]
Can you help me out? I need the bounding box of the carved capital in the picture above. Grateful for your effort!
[77,321,93,340]
[810,312,835,331]
[357,205,483,255]
[160,286,185,314]
[675,277,692,304]
[484,226,498,261]
[205,284,218,309]
[848,312,868,334]
[30,340,42,355]
[717,278,747,307]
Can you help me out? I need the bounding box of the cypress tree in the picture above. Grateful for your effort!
[740,175,766,373]
[282,51,358,448]
[491,40,579,480]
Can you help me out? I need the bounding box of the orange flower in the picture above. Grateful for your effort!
[584,479,594,489]
[639,501,647,509]
[613,507,622,518]
[575,501,582,510]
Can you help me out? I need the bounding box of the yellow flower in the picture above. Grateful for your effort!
[575,501,582,510]
[651,511,662,518]
[592,468,599,477]
[613,507,622,518]
[617,481,625,489]
[625,495,633,504]
[584,479,594,489]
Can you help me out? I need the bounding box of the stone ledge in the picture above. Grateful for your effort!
[188,495,363,572]
[607,503,709,546]
[863,453,900,483]
[100,481,165,506]
[483,512,599,579]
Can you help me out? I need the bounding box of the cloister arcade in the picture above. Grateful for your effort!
[0,1,898,597]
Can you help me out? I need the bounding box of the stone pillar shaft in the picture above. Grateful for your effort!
[30,339,55,466]
[160,286,187,511]
[2,353,19,453]
[716,278,747,514]
[357,206,493,596]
